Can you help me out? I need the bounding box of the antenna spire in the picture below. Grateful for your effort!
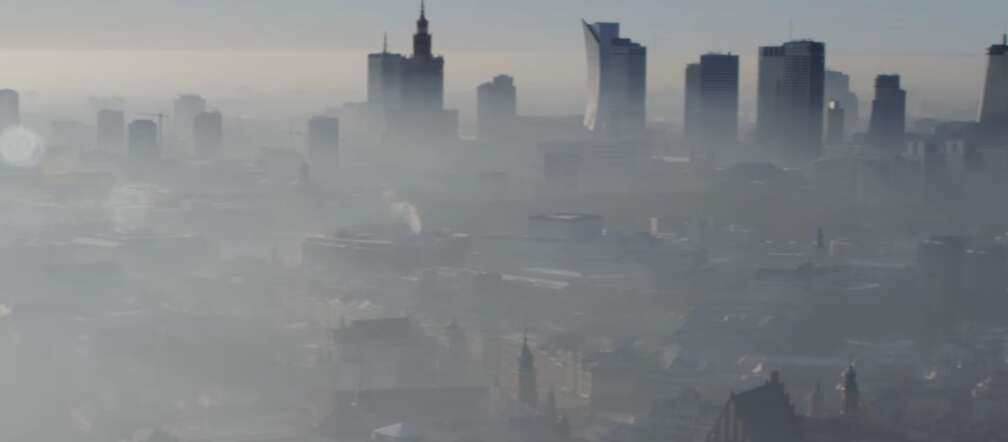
[788,19,794,41]
[421,0,426,18]
[382,32,388,53]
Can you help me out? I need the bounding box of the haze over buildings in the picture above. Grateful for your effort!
[2,3,1008,442]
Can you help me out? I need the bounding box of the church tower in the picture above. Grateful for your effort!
[518,333,538,409]
[839,365,861,416]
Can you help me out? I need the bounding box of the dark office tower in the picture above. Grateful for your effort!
[128,119,159,160]
[826,100,845,146]
[697,53,740,164]
[193,111,223,156]
[582,21,647,137]
[477,75,517,141]
[758,41,826,158]
[825,70,860,134]
[307,116,339,165]
[756,46,786,145]
[0,89,20,132]
[173,94,207,141]
[979,34,1008,143]
[96,109,125,152]
[868,74,907,151]
[684,63,702,151]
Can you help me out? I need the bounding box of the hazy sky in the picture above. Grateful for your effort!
[0,0,1005,124]
[0,0,1004,53]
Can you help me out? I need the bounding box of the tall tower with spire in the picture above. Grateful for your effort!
[413,1,432,58]
[839,365,861,416]
[518,333,539,409]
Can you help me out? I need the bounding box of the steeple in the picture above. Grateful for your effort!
[518,331,538,409]
[412,0,432,58]
[839,365,860,417]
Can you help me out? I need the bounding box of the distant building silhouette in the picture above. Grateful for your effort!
[96,109,125,152]
[684,63,702,154]
[517,333,538,409]
[371,2,459,143]
[582,21,647,137]
[685,53,739,168]
[825,70,860,135]
[867,74,907,151]
[839,365,861,416]
[706,371,803,442]
[307,115,339,166]
[367,34,406,134]
[173,94,206,142]
[826,100,845,146]
[477,75,517,141]
[193,111,223,156]
[0,89,20,132]
[757,40,826,159]
[128,119,159,160]
[979,34,1008,143]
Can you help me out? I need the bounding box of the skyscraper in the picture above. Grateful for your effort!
[756,45,785,145]
[757,40,826,158]
[0,89,20,132]
[128,119,159,160]
[173,94,207,141]
[825,70,860,134]
[477,75,517,141]
[367,34,406,133]
[193,110,223,156]
[307,115,339,165]
[96,109,125,152]
[582,21,647,137]
[381,2,459,143]
[693,53,739,165]
[979,34,1008,143]
[868,74,907,151]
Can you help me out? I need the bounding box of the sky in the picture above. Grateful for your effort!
[0,0,1004,124]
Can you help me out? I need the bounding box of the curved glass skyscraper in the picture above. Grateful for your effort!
[582,21,646,138]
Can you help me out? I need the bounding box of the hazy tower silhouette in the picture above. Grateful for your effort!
[193,111,223,156]
[0,89,20,132]
[477,75,517,141]
[582,21,647,137]
[979,33,1008,142]
[868,74,907,151]
[757,40,826,159]
[128,119,159,160]
[517,333,538,409]
[97,109,126,152]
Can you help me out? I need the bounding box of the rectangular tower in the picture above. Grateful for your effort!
[477,75,517,142]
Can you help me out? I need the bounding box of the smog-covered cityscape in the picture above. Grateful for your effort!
[2,1,1008,441]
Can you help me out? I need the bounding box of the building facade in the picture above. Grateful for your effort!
[0,89,20,132]
[979,34,1008,143]
[686,53,739,168]
[757,41,826,159]
[307,115,340,165]
[128,119,159,160]
[582,21,647,138]
[868,74,907,151]
[193,111,223,156]
[97,109,125,152]
[477,75,517,142]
